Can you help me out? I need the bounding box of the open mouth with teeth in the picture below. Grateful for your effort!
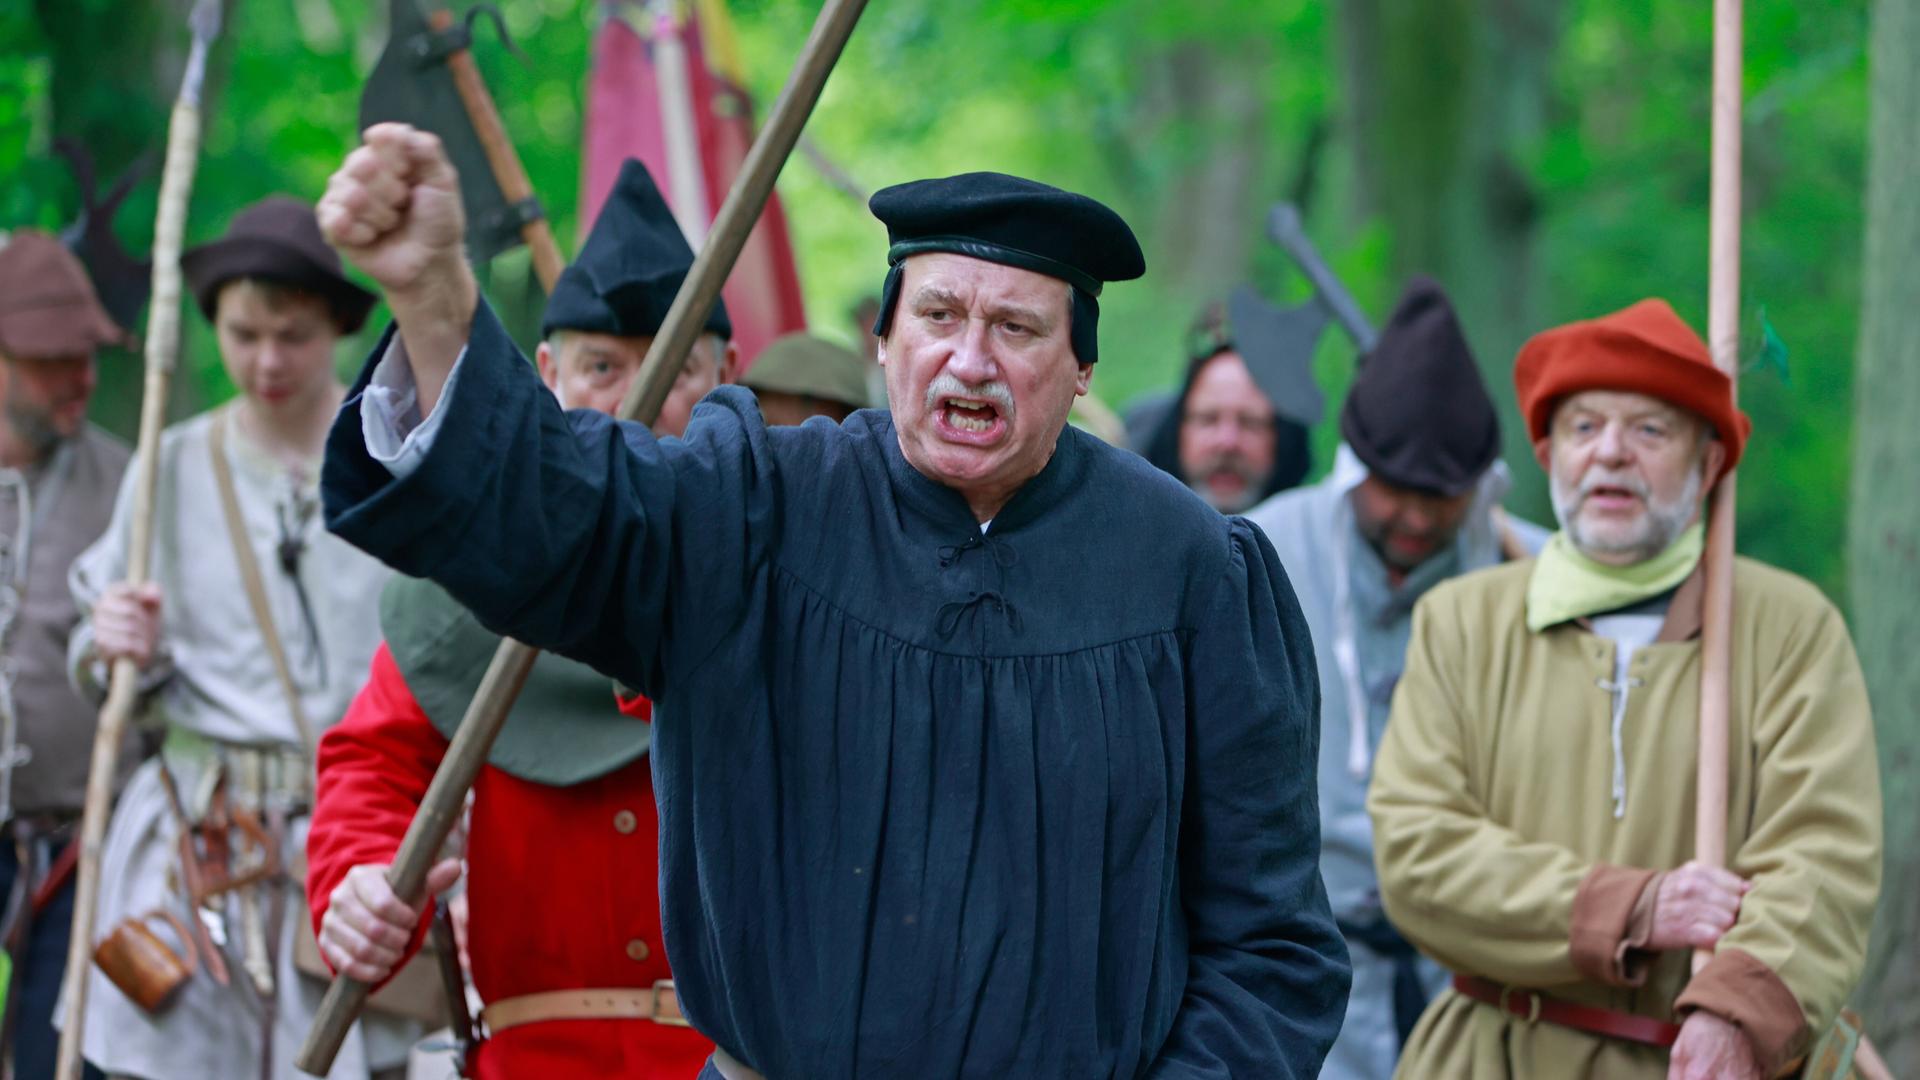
[934,397,1008,445]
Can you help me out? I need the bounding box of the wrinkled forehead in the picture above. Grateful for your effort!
[1552,388,1706,432]
[898,252,1071,318]
[557,328,726,372]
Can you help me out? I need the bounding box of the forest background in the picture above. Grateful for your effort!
[4,0,1915,1066]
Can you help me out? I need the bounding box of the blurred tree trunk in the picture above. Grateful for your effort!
[1335,0,1561,517]
[1848,0,1919,1069]
[34,0,181,194]
[1139,38,1277,309]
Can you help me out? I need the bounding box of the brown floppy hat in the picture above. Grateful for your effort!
[0,230,132,359]
[181,196,377,333]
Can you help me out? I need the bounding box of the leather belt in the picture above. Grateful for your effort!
[481,980,691,1034]
[1452,975,1682,1048]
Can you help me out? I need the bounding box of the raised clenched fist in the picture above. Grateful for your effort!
[317,123,467,301]
[318,122,478,414]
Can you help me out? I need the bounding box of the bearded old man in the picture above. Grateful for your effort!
[314,124,1349,1079]
[1367,299,1881,1080]
[1247,277,1543,1080]
[1137,299,1314,513]
[0,231,135,1080]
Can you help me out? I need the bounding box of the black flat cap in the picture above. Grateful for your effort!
[182,196,377,333]
[870,172,1144,294]
[868,172,1143,362]
[1340,276,1499,496]
[542,158,731,341]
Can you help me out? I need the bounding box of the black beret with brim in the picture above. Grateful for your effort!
[868,172,1144,363]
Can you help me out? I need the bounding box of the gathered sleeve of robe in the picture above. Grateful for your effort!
[1673,590,1881,1071]
[322,300,766,697]
[1149,519,1351,1079]
[1366,594,1598,988]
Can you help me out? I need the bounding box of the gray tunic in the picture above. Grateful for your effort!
[64,405,414,1079]
[1246,446,1544,1080]
[0,424,133,818]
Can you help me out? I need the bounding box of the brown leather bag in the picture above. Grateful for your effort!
[93,908,199,1014]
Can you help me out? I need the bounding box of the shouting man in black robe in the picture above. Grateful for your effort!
[315,123,1349,1079]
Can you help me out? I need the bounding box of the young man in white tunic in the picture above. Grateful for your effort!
[65,197,418,1079]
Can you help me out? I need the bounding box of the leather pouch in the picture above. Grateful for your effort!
[93,908,199,1014]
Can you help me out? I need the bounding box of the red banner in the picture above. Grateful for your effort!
[582,0,809,369]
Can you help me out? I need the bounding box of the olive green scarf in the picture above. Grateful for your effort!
[1526,522,1704,632]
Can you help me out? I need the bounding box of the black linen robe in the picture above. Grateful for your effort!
[322,301,1350,1078]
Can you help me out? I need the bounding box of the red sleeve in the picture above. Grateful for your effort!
[614,689,654,722]
[306,643,450,977]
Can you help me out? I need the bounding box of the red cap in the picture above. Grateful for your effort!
[1514,298,1750,474]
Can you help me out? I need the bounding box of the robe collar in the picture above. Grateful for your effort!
[877,414,1088,538]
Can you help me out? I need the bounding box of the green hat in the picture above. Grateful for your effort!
[380,576,648,786]
[740,332,872,412]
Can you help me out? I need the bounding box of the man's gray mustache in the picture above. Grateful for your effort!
[924,373,1015,413]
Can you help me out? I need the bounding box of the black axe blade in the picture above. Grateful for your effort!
[55,138,153,336]
[359,0,524,264]
[1227,284,1328,429]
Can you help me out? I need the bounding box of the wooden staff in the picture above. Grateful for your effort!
[54,2,224,1076]
[294,0,871,1069]
[426,4,565,292]
[1693,0,1741,977]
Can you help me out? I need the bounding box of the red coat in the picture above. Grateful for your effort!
[307,645,714,1079]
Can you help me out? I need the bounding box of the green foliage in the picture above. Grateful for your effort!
[1,0,1868,596]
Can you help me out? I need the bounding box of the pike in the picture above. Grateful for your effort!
[1697,10,1890,1076]
[294,0,872,1070]
[54,1,225,1076]
[1265,202,1379,354]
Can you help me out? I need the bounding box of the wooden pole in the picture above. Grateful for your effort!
[54,4,221,1075]
[1693,0,1741,977]
[294,0,870,1070]
[427,6,565,292]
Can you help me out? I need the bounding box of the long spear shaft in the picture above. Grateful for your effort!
[55,2,224,1076]
[294,0,870,1070]
[1693,0,1741,977]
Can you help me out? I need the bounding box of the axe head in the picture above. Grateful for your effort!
[55,139,153,337]
[360,0,525,264]
[1226,284,1328,428]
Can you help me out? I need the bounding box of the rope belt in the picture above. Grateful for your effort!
[1452,974,1682,1048]
[160,728,311,810]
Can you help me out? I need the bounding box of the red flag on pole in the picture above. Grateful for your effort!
[583,0,810,368]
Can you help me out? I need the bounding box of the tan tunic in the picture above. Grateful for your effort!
[1369,557,1881,1079]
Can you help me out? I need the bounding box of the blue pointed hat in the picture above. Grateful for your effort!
[542,158,732,341]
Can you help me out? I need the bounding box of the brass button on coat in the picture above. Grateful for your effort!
[613,809,638,834]
[626,939,650,962]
